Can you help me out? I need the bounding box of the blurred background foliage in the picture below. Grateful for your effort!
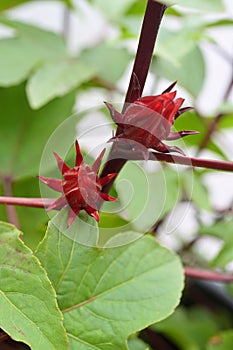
[0,0,233,348]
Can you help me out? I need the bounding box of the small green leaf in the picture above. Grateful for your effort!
[156,28,198,66]
[0,17,67,88]
[207,330,233,350]
[0,221,68,350]
[157,0,225,12]
[27,59,95,109]
[154,45,205,97]
[36,211,184,350]
[81,43,130,84]
[0,17,66,61]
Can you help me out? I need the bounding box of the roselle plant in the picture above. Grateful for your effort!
[1,0,233,349]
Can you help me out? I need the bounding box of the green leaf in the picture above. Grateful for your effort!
[152,306,220,350]
[182,171,212,211]
[0,83,75,180]
[128,337,150,350]
[154,45,205,97]
[0,0,73,11]
[173,111,227,159]
[0,38,40,87]
[218,113,233,129]
[89,0,137,20]
[36,211,184,350]
[156,28,198,67]
[199,220,233,267]
[0,221,68,350]
[81,43,130,84]
[0,17,66,61]
[0,17,67,88]
[0,0,32,11]
[157,0,225,12]
[116,162,181,232]
[27,59,95,109]
[207,330,233,350]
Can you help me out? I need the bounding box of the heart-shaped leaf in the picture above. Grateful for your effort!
[36,211,184,349]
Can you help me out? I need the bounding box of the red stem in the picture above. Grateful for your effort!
[101,0,166,192]
[0,197,54,208]
[124,0,166,105]
[150,151,233,172]
[0,153,232,209]
[184,266,233,282]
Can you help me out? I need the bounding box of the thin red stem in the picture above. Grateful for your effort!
[185,266,233,282]
[0,197,54,208]
[100,0,166,193]
[124,0,166,105]
[150,151,233,172]
[0,153,232,209]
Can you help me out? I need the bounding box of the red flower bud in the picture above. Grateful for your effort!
[105,82,198,158]
[38,141,117,226]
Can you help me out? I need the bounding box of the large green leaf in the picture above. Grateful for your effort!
[207,331,233,350]
[27,59,95,109]
[36,211,184,350]
[0,83,75,180]
[0,221,68,350]
[157,0,225,12]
